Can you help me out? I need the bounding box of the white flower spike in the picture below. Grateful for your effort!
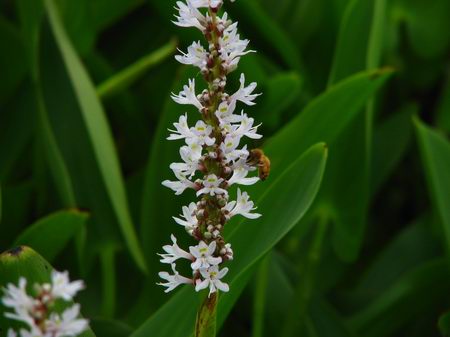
[2,271,89,337]
[159,0,269,297]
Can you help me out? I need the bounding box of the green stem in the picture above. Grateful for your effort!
[195,292,218,337]
[96,38,177,99]
[281,214,329,337]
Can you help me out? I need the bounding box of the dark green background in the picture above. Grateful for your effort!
[0,0,450,336]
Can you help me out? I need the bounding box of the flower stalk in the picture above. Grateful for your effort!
[158,0,269,334]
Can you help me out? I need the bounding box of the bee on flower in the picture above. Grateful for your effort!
[159,0,269,298]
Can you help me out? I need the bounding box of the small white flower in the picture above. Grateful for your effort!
[173,202,198,234]
[219,135,249,163]
[227,164,259,186]
[170,142,203,177]
[230,112,262,139]
[195,266,229,297]
[190,121,215,146]
[4,308,36,330]
[190,241,222,270]
[173,1,207,31]
[50,271,84,301]
[218,24,254,73]
[225,188,261,219]
[158,264,193,293]
[2,278,35,313]
[190,0,222,8]
[223,243,234,260]
[159,234,193,264]
[229,73,260,110]
[171,79,203,111]
[45,304,89,337]
[168,114,195,141]
[162,171,197,195]
[175,41,208,71]
[196,174,228,196]
[8,329,40,337]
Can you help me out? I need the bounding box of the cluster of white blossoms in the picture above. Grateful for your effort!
[2,271,88,337]
[159,0,268,297]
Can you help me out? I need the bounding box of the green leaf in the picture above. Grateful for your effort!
[309,298,356,337]
[348,258,450,337]
[0,83,34,181]
[439,311,450,337]
[319,0,388,261]
[228,0,304,73]
[0,246,96,337]
[258,72,302,131]
[347,215,440,307]
[263,69,392,185]
[0,16,27,105]
[401,0,450,59]
[42,0,147,273]
[251,254,271,337]
[90,318,133,337]
[131,142,328,337]
[328,0,375,85]
[89,0,145,33]
[436,76,450,134]
[13,210,88,262]
[414,118,450,254]
[371,104,416,194]
[97,39,177,99]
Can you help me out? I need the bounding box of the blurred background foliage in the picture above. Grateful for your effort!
[0,0,450,336]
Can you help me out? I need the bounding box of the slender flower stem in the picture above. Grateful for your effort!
[195,292,219,337]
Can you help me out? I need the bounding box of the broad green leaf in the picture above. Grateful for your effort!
[328,0,374,85]
[436,76,450,134]
[400,0,450,59]
[263,69,392,184]
[131,142,328,337]
[348,258,450,337]
[309,298,355,337]
[42,0,147,273]
[346,215,440,307]
[13,210,88,262]
[99,243,118,318]
[90,319,133,337]
[0,246,96,337]
[251,254,271,337]
[258,72,302,131]
[0,16,27,105]
[15,0,45,79]
[319,0,387,261]
[97,39,177,99]
[414,118,450,254]
[228,0,304,73]
[35,85,77,207]
[371,104,416,194]
[0,84,34,181]
[89,0,145,33]
[53,0,96,56]
[439,312,450,337]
